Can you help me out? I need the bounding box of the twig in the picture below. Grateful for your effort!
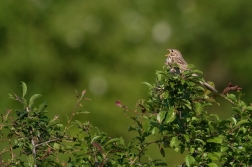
[64,90,86,133]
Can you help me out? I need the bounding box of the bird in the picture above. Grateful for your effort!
[165,49,218,93]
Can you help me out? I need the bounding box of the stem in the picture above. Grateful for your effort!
[8,139,14,161]
[31,139,37,167]
[64,90,86,133]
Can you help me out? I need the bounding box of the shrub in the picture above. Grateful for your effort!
[1,82,165,167]
[118,64,251,166]
[1,63,251,167]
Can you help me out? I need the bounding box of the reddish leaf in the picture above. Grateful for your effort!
[138,104,147,113]
[222,82,242,94]
[92,142,104,153]
[115,100,122,107]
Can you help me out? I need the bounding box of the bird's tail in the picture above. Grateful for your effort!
[199,81,218,93]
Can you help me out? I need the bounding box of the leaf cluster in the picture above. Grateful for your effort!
[122,65,252,166]
[0,82,165,167]
[1,63,252,166]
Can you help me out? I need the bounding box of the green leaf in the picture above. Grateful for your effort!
[234,119,249,127]
[195,139,206,145]
[143,120,150,133]
[21,97,27,107]
[226,94,236,102]
[194,102,202,114]
[207,152,221,161]
[181,79,185,85]
[209,114,219,120]
[74,120,82,127]
[185,103,192,110]
[156,73,162,81]
[53,143,60,150]
[245,106,252,111]
[170,136,179,147]
[174,147,179,152]
[104,138,123,146]
[184,134,190,142]
[169,82,175,89]
[207,163,218,167]
[38,102,47,112]
[156,70,167,75]
[207,98,220,106]
[192,69,203,75]
[189,147,195,154]
[157,111,166,123]
[21,81,27,98]
[195,86,205,91]
[207,136,223,144]
[208,121,215,133]
[151,127,156,135]
[187,64,195,69]
[188,81,196,86]
[185,155,195,167]
[160,147,165,157]
[142,82,153,89]
[91,136,103,143]
[75,111,90,115]
[164,92,169,99]
[27,155,35,167]
[232,107,241,113]
[184,101,192,109]
[165,107,176,123]
[29,94,42,108]
[220,146,228,152]
[8,93,15,100]
[239,126,247,133]
[230,117,237,125]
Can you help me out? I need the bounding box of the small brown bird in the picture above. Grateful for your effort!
[165,49,218,93]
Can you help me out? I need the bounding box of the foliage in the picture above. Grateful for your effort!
[1,62,252,166]
[1,82,166,167]
[118,64,252,166]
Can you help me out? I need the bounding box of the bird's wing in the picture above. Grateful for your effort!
[176,57,187,65]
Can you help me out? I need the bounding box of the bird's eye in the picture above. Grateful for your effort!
[171,49,173,52]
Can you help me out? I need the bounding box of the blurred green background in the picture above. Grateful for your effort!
[1,0,252,165]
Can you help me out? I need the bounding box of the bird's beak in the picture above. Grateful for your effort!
[165,49,171,56]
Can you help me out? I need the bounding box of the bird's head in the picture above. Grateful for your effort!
[166,49,182,59]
